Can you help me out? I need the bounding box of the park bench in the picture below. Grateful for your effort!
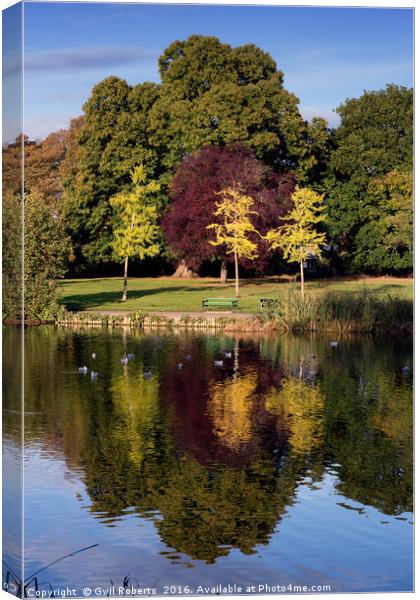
[202,297,238,310]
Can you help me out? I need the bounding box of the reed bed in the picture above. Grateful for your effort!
[261,288,413,335]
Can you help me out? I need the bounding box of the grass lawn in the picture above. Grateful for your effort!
[57,275,413,314]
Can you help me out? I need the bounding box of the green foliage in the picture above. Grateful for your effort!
[2,194,22,319]
[23,192,71,320]
[110,165,162,262]
[3,191,71,321]
[61,78,161,265]
[326,85,413,273]
[24,192,71,320]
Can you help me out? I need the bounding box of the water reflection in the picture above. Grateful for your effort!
[3,327,413,591]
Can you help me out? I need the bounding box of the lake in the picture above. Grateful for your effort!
[2,326,413,595]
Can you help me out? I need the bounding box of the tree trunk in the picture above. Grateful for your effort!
[122,255,129,302]
[172,259,197,279]
[300,259,305,300]
[220,258,227,284]
[234,250,239,297]
[122,212,135,301]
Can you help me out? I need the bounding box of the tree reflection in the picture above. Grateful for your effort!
[265,378,325,456]
[10,326,412,565]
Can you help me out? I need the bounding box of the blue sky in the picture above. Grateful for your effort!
[7,2,415,140]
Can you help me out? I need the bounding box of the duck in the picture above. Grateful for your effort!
[91,352,96,359]
[178,363,184,370]
[127,353,135,360]
[144,371,152,379]
[91,371,98,380]
[224,352,232,359]
[330,341,338,348]
[120,356,129,365]
[78,366,89,374]
[214,360,223,367]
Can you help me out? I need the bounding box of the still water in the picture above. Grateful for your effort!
[3,327,413,595]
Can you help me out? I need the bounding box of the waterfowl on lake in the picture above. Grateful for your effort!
[144,371,152,379]
[120,356,129,365]
[224,352,232,358]
[178,363,184,369]
[92,353,96,359]
[214,360,223,367]
[330,341,338,347]
[78,366,89,374]
[127,353,135,360]
[91,371,98,379]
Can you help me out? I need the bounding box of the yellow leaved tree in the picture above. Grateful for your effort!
[110,165,161,301]
[265,187,326,299]
[207,187,259,297]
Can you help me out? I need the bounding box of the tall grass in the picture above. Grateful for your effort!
[264,287,412,335]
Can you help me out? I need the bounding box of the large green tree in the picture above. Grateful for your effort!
[149,35,320,175]
[61,78,161,265]
[326,84,413,273]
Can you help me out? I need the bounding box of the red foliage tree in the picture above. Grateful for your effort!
[161,144,294,280]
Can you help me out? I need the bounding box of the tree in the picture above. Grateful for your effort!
[326,85,413,273]
[350,170,413,273]
[149,35,317,175]
[207,188,259,297]
[110,166,161,301]
[60,36,328,269]
[61,78,161,266]
[161,144,294,281]
[23,191,71,320]
[2,193,22,320]
[265,187,326,298]
[2,131,67,206]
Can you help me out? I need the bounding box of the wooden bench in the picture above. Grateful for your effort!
[202,297,238,309]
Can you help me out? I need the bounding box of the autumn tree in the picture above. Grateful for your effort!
[265,187,326,298]
[2,131,67,205]
[110,166,161,301]
[207,188,259,297]
[162,144,294,281]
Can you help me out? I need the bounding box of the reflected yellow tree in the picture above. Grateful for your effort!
[265,378,326,456]
[207,368,257,451]
[111,369,160,466]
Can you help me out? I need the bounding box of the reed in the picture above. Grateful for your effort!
[264,287,412,335]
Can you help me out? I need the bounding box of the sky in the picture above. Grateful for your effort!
[3,1,414,142]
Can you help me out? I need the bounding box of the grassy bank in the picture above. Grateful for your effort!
[57,275,413,314]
